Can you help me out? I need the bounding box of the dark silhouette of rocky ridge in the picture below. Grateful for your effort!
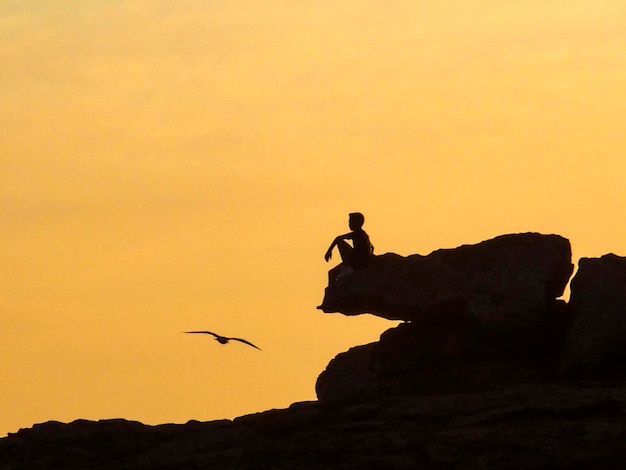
[3,233,626,469]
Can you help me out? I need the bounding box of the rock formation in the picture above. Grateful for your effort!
[4,234,626,469]
[316,309,567,406]
[319,233,573,336]
[317,233,573,405]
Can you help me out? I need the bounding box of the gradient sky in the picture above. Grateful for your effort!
[2,0,626,436]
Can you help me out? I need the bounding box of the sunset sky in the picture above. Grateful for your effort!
[2,0,626,436]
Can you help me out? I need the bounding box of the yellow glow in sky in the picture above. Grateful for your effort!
[2,1,626,436]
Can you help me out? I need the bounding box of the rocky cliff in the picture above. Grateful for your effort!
[3,233,626,469]
[317,233,575,405]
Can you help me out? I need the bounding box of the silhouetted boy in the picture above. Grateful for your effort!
[324,212,374,284]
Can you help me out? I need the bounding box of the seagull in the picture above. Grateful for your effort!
[184,331,262,350]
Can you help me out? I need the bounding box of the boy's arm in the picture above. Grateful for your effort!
[325,232,354,261]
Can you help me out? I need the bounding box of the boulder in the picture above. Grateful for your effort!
[560,254,626,377]
[314,343,377,406]
[319,233,573,336]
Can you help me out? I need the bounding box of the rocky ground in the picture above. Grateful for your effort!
[2,381,626,469]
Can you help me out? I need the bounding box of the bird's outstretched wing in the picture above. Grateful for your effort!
[184,331,261,350]
[185,331,218,337]
[231,337,262,350]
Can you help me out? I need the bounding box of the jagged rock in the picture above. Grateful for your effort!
[560,254,626,377]
[319,233,573,336]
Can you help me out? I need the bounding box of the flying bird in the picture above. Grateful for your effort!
[184,331,262,350]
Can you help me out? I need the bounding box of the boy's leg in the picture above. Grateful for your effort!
[336,240,353,263]
[329,264,342,284]
[328,241,354,284]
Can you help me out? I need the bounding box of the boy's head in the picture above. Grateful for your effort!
[348,212,365,230]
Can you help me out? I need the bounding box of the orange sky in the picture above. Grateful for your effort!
[2,1,626,436]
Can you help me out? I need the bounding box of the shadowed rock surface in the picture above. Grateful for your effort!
[316,305,568,406]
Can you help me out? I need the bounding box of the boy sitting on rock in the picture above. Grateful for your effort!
[324,212,374,284]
